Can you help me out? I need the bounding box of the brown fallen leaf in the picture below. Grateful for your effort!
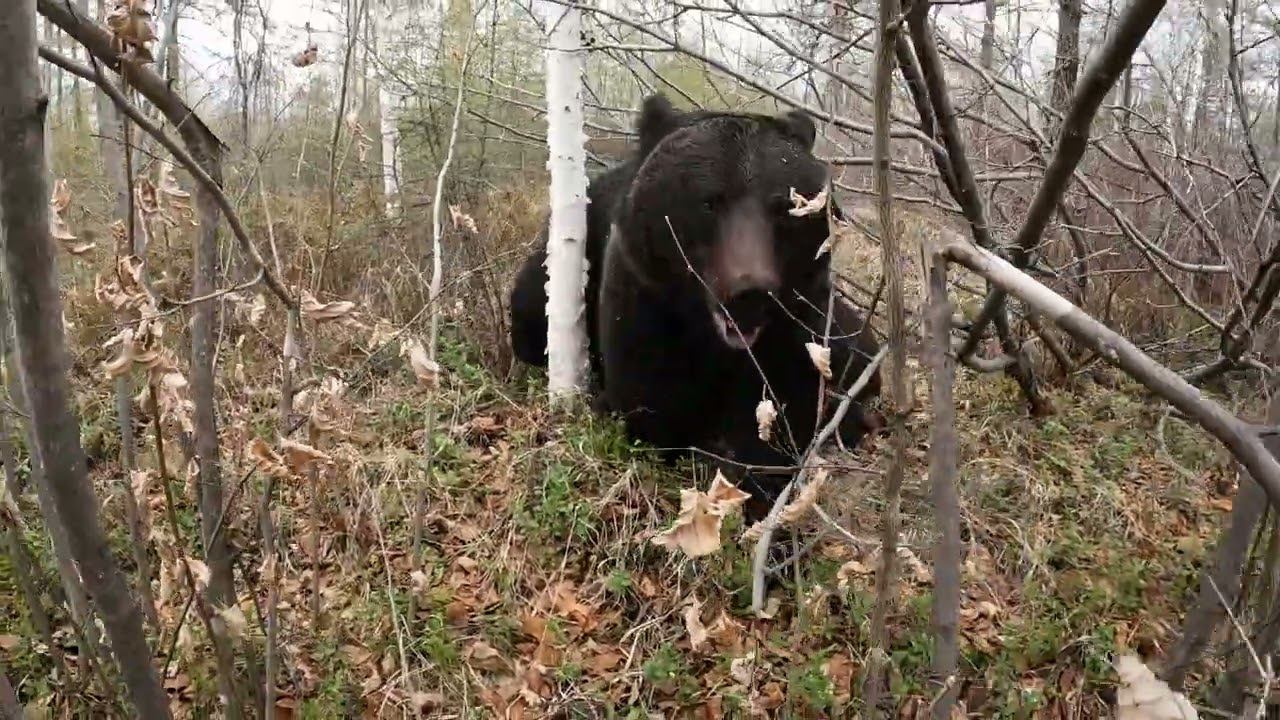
[291,40,319,68]
[778,468,829,526]
[300,289,358,323]
[403,338,441,389]
[184,558,211,593]
[279,438,332,474]
[684,595,709,652]
[1114,654,1198,719]
[410,691,445,713]
[651,471,753,557]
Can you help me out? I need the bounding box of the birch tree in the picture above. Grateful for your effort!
[376,0,405,218]
[541,0,589,403]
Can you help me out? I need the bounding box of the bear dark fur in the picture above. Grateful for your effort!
[508,95,882,514]
[597,98,882,512]
[508,95,705,389]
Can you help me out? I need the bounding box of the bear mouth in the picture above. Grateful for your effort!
[710,289,773,350]
[713,309,763,349]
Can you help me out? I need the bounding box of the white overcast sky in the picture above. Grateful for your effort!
[167,0,1230,117]
[172,0,1067,98]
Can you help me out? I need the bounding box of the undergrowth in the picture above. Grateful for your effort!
[0,313,1236,717]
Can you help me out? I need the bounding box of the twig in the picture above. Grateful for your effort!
[957,0,1169,356]
[36,44,293,308]
[749,346,888,613]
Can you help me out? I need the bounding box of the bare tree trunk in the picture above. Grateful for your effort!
[1049,0,1083,140]
[543,0,590,402]
[0,2,168,715]
[1191,0,1227,146]
[94,0,130,232]
[864,0,905,711]
[926,252,961,719]
[190,132,243,720]
[1200,390,1280,711]
[374,1,403,218]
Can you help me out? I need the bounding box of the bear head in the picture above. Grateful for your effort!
[618,98,835,351]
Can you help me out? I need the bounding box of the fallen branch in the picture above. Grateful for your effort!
[936,236,1280,503]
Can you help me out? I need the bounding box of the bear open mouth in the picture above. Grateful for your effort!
[711,289,773,350]
[713,309,763,349]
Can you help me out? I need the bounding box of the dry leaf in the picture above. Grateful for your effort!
[651,471,750,558]
[157,161,190,199]
[1114,654,1198,719]
[248,294,266,327]
[0,634,19,651]
[788,186,828,217]
[403,339,441,388]
[184,558,211,592]
[410,692,445,713]
[707,470,751,509]
[106,0,158,63]
[247,438,291,480]
[756,596,781,619]
[291,41,319,68]
[467,641,506,672]
[815,233,834,259]
[449,205,479,234]
[684,596,709,652]
[280,438,332,474]
[588,648,624,675]
[214,604,249,639]
[49,179,92,253]
[300,289,358,323]
[755,398,777,442]
[130,469,154,503]
[729,652,758,686]
[824,653,856,704]
[805,342,832,379]
[778,468,829,526]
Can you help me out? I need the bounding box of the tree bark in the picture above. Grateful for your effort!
[864,0,904,711]
[542,0,590,402]
[1191,0,1227,146]
[1048,0,1083,140]
[188,113,243,720]
[926,251,961,719]
[0,2,168,716]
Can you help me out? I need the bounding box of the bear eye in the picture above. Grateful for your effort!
[702,195,722,213]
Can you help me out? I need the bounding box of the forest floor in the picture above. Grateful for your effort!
[0,205,1245,719]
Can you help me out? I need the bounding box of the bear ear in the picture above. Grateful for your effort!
[637,93,682,157]
[780,109,817,150]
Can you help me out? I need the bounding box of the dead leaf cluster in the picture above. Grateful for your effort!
[49,178,95,255]
[651,471,750,557]
[106,0,157,64]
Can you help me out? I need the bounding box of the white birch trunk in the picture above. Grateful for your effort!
[376,0,402,219]
[542,1,589,402]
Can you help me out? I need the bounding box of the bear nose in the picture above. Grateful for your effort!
[726,269,780,297]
